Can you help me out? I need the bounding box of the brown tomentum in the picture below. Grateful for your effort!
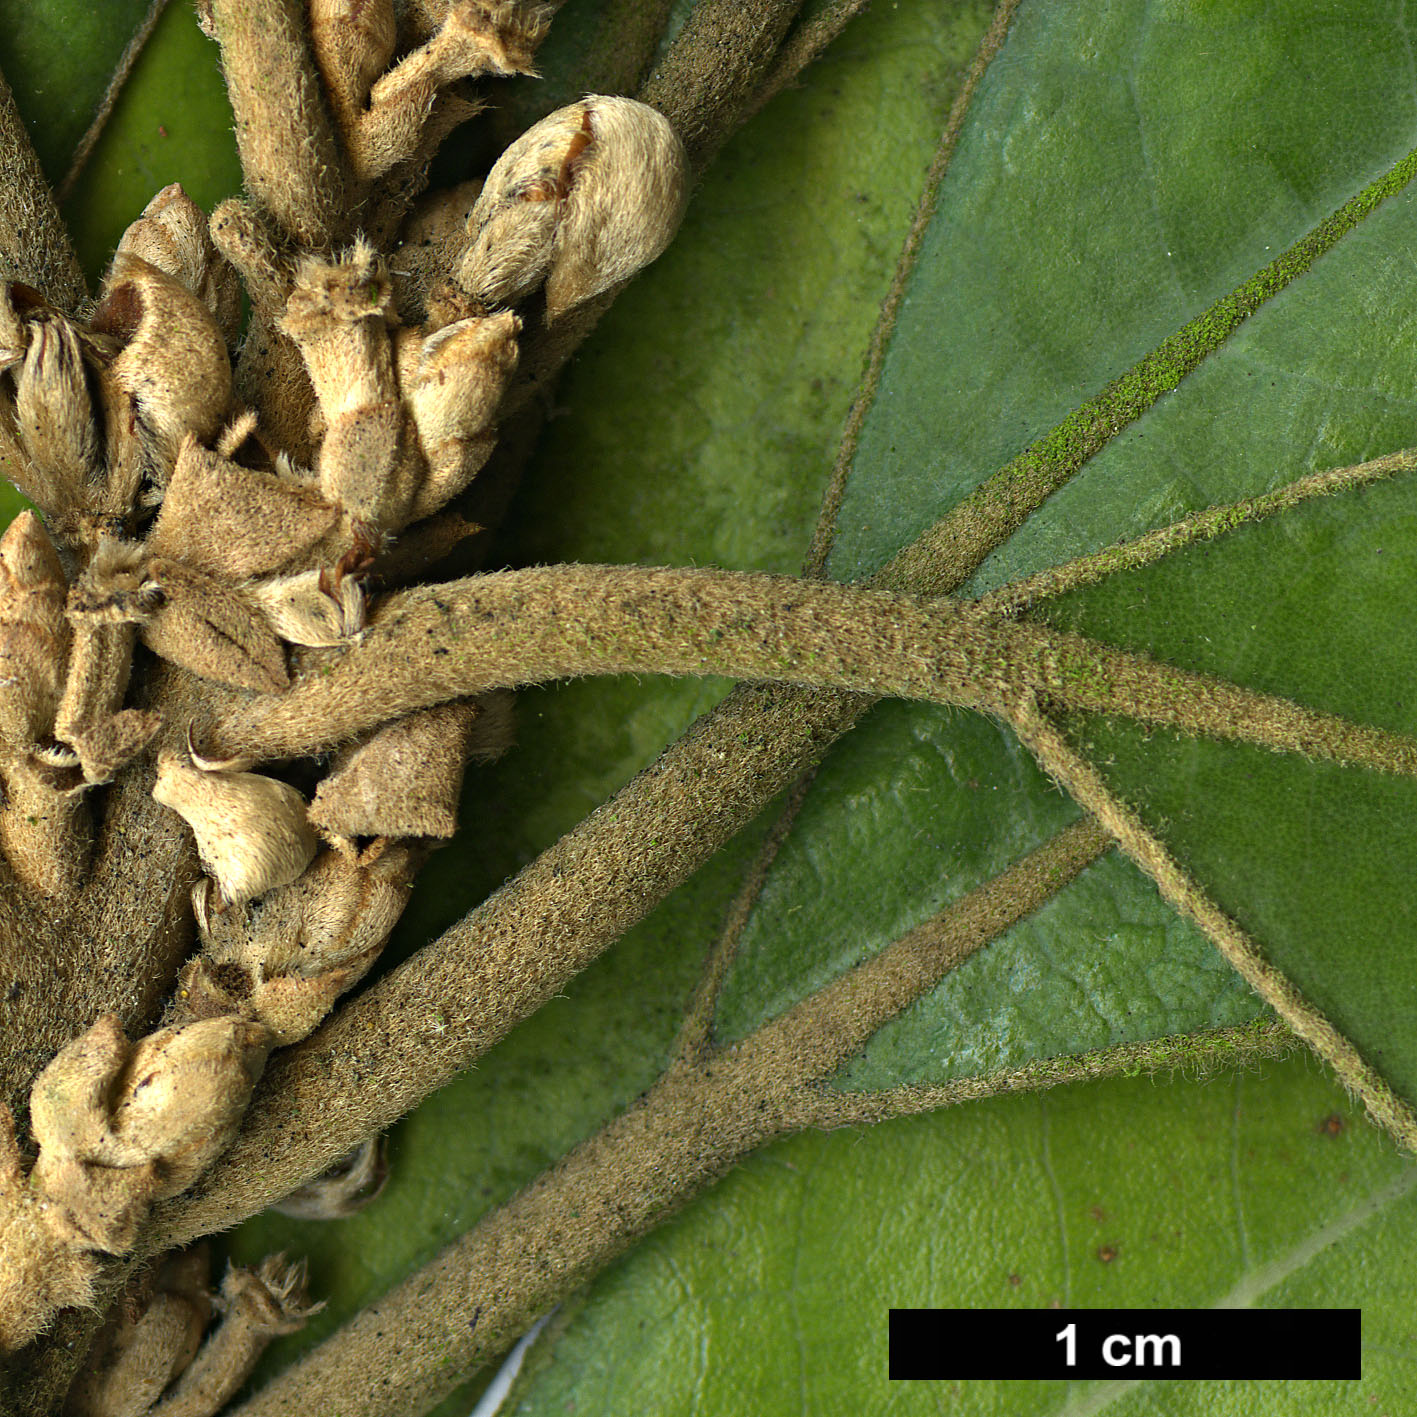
[0,0,883,1403]
[0,2,1407,1413]
[0,0,700,1392]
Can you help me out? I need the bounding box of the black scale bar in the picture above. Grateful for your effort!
[889,1308,1361,1381]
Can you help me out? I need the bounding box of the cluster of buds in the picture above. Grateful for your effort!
[64,1247,319,1417]
[0,186,236,544]
[0,0,691,1390]
[0,1015,269,1351]
[309,0,546,187]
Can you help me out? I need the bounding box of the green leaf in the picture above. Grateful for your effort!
[713,0,1417,1103]
[509,1054,1417,1416]
[216,0,1417,1406]
[0,0,151,183]
[448,0,1417,1408]
[8,0,1415,1411]
[228,0,1000,1390]
[1029,251,1417,1107]
[59,3,242,280]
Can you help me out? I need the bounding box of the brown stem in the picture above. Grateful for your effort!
[228,1022,1296,1417]
[208,564,1417,782]
[683,0,1030,1059]
[221,818,1107,1416]
[0,66,86,309]
[639,0,803,173]
[207,0,349,248]
[169,534,1417,1246]
[152,678,869,1248]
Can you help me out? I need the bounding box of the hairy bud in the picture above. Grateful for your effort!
[459,95,689,322]
[280,241,404,527]
[311,701,479,842]
[13,315,100,511]
[180,846,413,1043]
[141,557,290,691]
[63,1247,214,1417]
[115,184,243,348]
[148,437,343,581]
[399,310,518,519]
[149,1255,320,1414]
[309,0,398,143]
[93,253,233,480]
[252,565,366,647]
[29,1015,273,1250]
[0,1105,102,1353]
[318,0,544,183]
[154,750,318,905]
[55,539,163,784]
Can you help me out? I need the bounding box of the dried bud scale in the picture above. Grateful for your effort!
[177,845,413,1044]
[0,510,69,748]
[62,1247,213,1417]
[28,1014,272,1251]
[139,558,290,692]
[251,565,366,648]
[399,309,519,518]
[279,242,406,529]
[146,438,343,582]
[208,198,295,328]
[55,542,162,786]
[94,254,233,483]
[313,0,546,185]
[0,1105,102,1353]
[311,701,480,841]
[0,754,90,898]
[0,235,234,550]
[279,242,521,535]
[115,185,243,350]
[11,314,101,524]
[153,750,318,905]
[369,507,482,585]
[0,513,91,893]
[1,1012,274,1355]
[308,0,399,159]
[273,1136,387,1220]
